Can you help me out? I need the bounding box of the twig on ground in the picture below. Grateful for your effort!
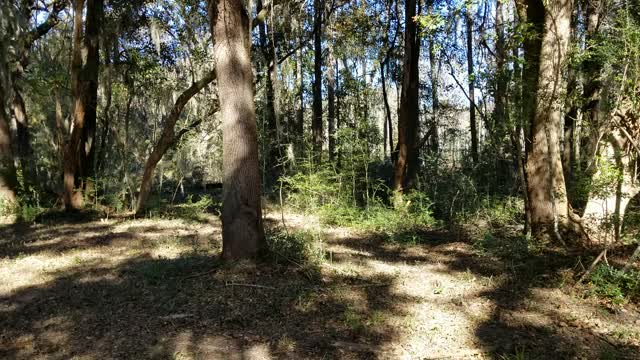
[225,282,275,290]
[180,268,219,281]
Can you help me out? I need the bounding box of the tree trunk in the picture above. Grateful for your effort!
[11,91,35,186]
[327,28,336,161]
[63,0,102,210]
[392,0,420,194]
[465,5,478,164]
[207,0,265,259]
[0,85,18,205]
[295,17,304,159]
[135,70,216,214]
[582,0,603,171]
[583,131,639,243]
[427,0,438,154]
[312,0,324,163]
[524,0,576,242]
[492,0,506,147]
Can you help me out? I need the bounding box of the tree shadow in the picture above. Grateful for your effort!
[0,220,419,359]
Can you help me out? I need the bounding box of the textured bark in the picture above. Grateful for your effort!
[524,0,576,242]
[63,0,102,210]
[207,0,265,259]
[582,0,603,171]
[392,0,420,193]
[0,85,18,205]
[327,29,336,161]
[465,6,478,164]
[135,70,216,214]
[295,18,304,159]
[312,0,324,163]
[11,92,34,185]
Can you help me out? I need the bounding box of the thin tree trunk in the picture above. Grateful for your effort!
[582,0,603,172]
[207,0,265,259]
[465,5,478,164]
[312,0,324,163]
[492,0,506,146]
[135,70,216,214]
[295,17,304,159]
[327,27,336,161]
[427,0,438,154]
[11,92,35,186]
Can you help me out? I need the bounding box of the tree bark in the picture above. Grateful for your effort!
[582,0,603,170]
[135,70,216,214]
[207,0,265,259]
[63,0,102,210]
[392,0,420,194]
[295,17,305,159]
[524,0,576,242]
[312,0,324,163]
[327,28,336,161]
[0,85,18,205]
[465,4,478,164]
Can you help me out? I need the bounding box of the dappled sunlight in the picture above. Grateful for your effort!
[1,211,639,358]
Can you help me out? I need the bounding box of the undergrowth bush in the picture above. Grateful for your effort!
[266,229,325,279]
[587,264,640,305]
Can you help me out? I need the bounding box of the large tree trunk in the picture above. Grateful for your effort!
[312,0,324,163]
[392,0,420,194]
[63,0,102,210]
[524,0,576,242]
[135,70,216,214]
[465,5,478,164]
[207,0,265,260]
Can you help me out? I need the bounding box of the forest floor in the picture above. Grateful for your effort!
[1,207,639,359]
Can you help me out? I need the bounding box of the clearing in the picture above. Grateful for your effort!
[1,210,639,359]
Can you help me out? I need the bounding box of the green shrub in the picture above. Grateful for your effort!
[265,229,325,278]
[587,264,640,304]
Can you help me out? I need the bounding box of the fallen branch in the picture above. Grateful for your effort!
[575,249,607,286]
[224,282,275,290]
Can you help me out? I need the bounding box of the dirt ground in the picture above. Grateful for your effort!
[1,209,639,359]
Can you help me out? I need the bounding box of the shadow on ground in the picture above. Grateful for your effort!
[0,213,639,359]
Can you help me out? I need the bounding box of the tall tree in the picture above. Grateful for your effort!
[207,0,265,259]
[465,2,478,164]
[524,0,577,242]
[135,70,216,214]
[63,0,103,210]
[392,0,420,194]
[312,0,324,163]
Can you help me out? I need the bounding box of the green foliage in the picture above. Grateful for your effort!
[320,191,436,243]
[145,194,217,223]
[587,264,640,305]
[265,229,325,279]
